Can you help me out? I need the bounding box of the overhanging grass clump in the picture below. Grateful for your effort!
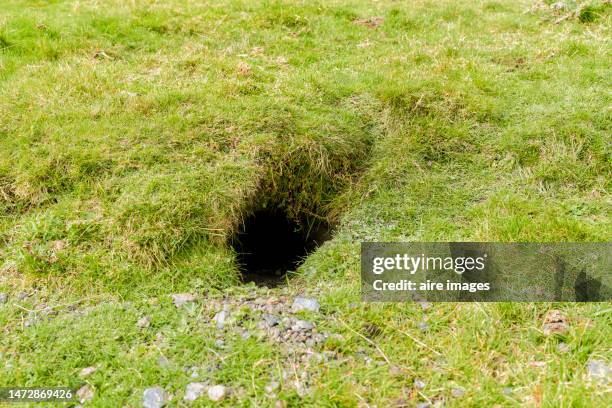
[230,128,376,282]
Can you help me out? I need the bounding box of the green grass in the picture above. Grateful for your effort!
[1,0,611,406]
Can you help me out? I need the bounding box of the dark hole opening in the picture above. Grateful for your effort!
[232,209,331,286]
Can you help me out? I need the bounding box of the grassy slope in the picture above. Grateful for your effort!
[1,0,610,406]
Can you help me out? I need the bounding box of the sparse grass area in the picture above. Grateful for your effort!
[1,0,610,406]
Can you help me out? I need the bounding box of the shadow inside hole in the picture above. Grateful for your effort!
[232,209,332,286]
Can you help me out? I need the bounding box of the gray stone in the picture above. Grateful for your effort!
[414,379,426,390]
[586,359,611,383]
[0,293,7,304]
[77,384,94,403]
[264,381,280,394]
[79,366,97,378]
[143,387,168,408]
[543,321,569,335]
[416,403,431,408]
[187,366,200,378]
[262,313,281,327]
[207,385,227,402]
[293,380,307,397]
[213,310,228,330]
[543,309,569,336]
[157,356,171,369]
[292,320,314,331]
[184,382,207,402]
[557,343,570,353]
[17,292,28,300]
[451,387,465,397]
[137,316,151,328]
[24,311,37,327]
[551,2,567,11]
[291,297,320,313]
[41,306,57,317]
[171,293,196,307]
[418,321,429,332]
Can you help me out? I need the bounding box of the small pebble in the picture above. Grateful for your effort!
[262,313,281,327]
[171,293,196,308]
[0,293,7,304]
[557,343,570,353]
[157,356,171,369]
[24,310,38,326]
[77,384,94,403]
[238,328,251,339]
[41,306,57,317]
[184,382,207,402]
[418,321,429,332]
[213,310,228,330]
[543,309,569,336]
[291,297,320,313]
[551,2,567,11]
[292,320,315,331]
[389,365,404,376]
[187,366,200,378]
[264,381,280,394]
[79,366,97,378]
[143,387,168,408]
[207,385,227,402]
[137,316,151,329]
[586,359,612,383]
[414,379,426,390]
[451,387,465,397]
[293,380,307,397]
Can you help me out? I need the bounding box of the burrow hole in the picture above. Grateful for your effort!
[232,208,332,286]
